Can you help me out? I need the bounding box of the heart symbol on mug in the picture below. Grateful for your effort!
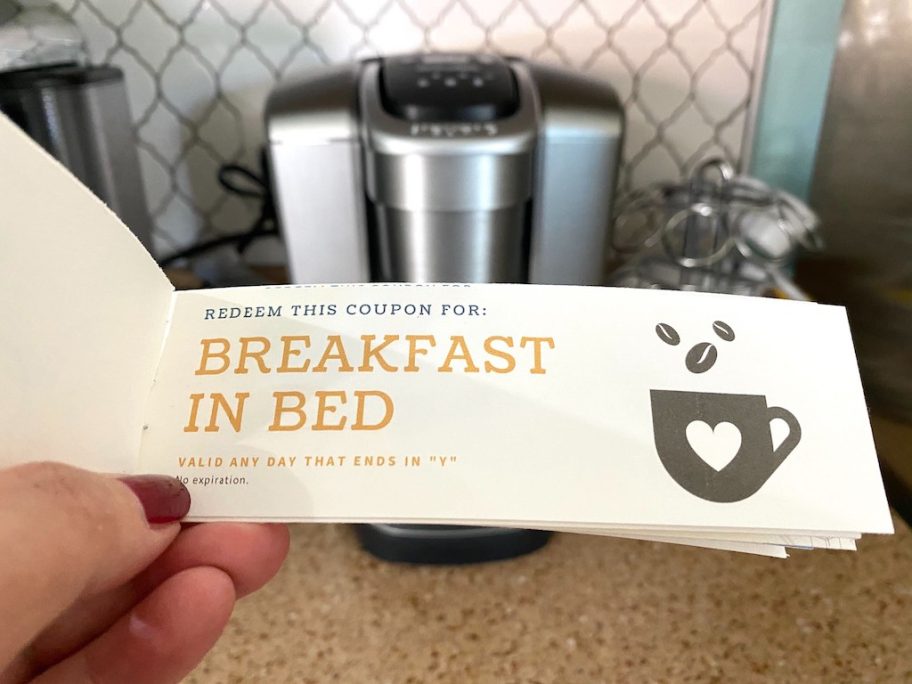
[685,421,742,471]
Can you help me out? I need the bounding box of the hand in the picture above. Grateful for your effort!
[0,462,289,683]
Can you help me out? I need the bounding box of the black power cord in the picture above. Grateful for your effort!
[158,149,278,268]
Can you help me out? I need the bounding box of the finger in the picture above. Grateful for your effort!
[32,567,236,684]
[23,523,288,674]
[139,523,290,598]
[7,579,142,681]
[0,463,188,666]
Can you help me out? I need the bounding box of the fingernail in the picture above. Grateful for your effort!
[118,476,191,524]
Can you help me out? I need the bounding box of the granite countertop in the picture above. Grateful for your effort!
[188,514,912,683]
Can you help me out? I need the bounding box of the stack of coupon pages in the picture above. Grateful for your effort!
[0,113,892,558]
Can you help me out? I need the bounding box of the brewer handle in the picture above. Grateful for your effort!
[767,405,802,469]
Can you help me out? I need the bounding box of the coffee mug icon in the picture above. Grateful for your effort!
[650,390,801,502]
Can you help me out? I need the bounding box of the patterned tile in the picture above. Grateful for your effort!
[551,4,608,64]
[120,3,178,70]
[160,47,217,118]
[673,4,728,69]
[183,8,242,70]
[86,0,138,28]
[488,3,546,54]
[69,2,115,60]
[428,5,487,52]
[308,2,366,61]
[365,4,423,54]
[13,0,771,257]
[137,101,186,164]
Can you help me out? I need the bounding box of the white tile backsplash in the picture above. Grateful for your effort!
[13,0,772,258]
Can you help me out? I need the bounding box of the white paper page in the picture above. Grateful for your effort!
[539,526,856,550]
[540,525,856,551]
[0,113,174,473]
[526,526,789,556]
[587,533,788,558]
[510,519,865,538]
[139,284,892,534]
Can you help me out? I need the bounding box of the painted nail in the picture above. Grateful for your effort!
[118,475,191,524]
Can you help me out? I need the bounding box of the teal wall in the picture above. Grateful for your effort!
[748,0,844,200]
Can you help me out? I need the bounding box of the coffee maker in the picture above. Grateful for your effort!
[266,53,624,562]
[0,63,154,252]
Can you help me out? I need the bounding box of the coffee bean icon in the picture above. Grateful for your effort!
[655,319,736,375]
[685,342,718,373]
[655,323,680,346]
[713,320,735,342]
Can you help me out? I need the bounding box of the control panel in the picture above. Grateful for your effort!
[379,53,519,123]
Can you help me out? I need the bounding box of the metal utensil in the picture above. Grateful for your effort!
[609,159,823,298]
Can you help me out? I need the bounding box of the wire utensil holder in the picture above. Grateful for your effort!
[609,159,824,299]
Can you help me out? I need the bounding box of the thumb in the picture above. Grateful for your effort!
[0,462,189,668]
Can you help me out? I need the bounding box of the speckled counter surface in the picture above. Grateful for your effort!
[187,514,912,683]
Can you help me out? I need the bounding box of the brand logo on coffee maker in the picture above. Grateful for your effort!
[650,321,802,503]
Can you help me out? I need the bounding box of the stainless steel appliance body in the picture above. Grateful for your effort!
[266,53,623,286]
[807,3,912,423]
[265,54,624,563]
[0,63,153,252]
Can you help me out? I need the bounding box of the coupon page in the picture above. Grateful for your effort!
[138,283,892,535]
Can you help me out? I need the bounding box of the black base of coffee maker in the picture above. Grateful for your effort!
[355,524,550,565]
